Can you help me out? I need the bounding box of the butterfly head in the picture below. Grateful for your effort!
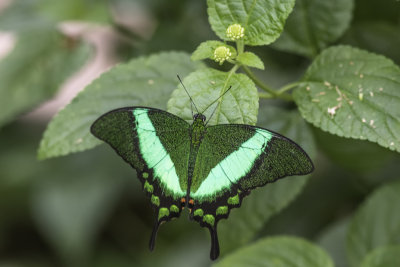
[193,113,206,122]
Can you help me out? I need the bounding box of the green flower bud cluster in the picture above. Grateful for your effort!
[226,24,245,40]
[213,46,232,64]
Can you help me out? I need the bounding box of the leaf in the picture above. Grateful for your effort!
[32,175,122,265]
[167,68,259,126]
[0,28,91,128]
[207,0,295,46]
[313,128,398,175]
[341,22,400,65]
[236,51,264,69]
[347,181,400,267]
[0,0,108,30]
[38,52,204,159]
[294,45,400,153]
[191,40,237,61]
[37,0,109,22]
[361,246,400,267]
[217,104,316,256]
[272,0,354,58]
[317,217,351,267]
[213,236,334,267]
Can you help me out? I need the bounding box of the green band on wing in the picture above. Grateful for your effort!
[170,205,179,213]
[194,209,204,217]
[216,206,228,215]
[203,214,215,226]
[158,207,170,220]
[133,109,185,197]
[191,130,272,199]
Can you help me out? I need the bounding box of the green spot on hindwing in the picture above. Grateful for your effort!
[151,195,160,206]
[170,205,179,213]
[228,194,240,205]
[203,214,215,226]
[144,181,153,193]
[216,206,228,215]
[142,172,149,179]
[158,207,170,220]
[194,209,204,217]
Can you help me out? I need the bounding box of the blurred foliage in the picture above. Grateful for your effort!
[1,0,400,266]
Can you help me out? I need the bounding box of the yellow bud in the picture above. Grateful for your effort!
[213,46,232,64]
[226,24,245,40]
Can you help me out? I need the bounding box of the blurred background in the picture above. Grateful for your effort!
[0,0,400,266]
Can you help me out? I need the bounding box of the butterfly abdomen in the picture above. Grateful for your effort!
[186,116,207,204]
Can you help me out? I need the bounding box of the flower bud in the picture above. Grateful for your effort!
[226,24,245,40]
[213,46,232,64]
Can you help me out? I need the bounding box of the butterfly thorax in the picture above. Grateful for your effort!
[191,113,206,147]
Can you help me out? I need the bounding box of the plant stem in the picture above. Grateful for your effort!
[242,65,277,96]
[277,82,302,94]
[259,92,274,99]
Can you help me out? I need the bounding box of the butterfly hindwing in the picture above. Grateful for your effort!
[90,107,191,249]
[189,124,314,259]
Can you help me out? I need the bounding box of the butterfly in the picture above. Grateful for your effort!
[90,81,314,260]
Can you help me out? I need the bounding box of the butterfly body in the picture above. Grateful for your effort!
[91,106,313,260]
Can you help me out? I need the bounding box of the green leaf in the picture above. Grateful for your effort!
[0,28,90,128]
[207,0,295,46]
[236,51,264,69]
[191,40,237,61]
[294,45,400,153]
[361,246,400,267]
[167,68,259,125]
[38,52,204,159]
[213,236,334,267]
[217,104,316,255]
[317,217,350,267]
[347,181,400,267]
[37,0,109,22]
[272,0,354,58]
[341,22,400,65]
[0,0,109,30]
[32,175,122,265]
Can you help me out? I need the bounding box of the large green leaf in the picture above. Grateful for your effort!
[341,22,400,65]
[0,0,108,30]
[38,52,204,159]
[38,0,109,22]
[294,46,400,153]
[361,246,400,267]
[217,104,316,256]
[207,0,295,46]
[273,0,354,58]
[317,217,350,267]
[213,236,334,267]
[347,181,400,267]
[167,68,259,125]
[32,175,122,265]
[0,28,90,128]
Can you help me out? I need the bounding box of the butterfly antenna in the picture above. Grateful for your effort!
[177,75,199,115]
[202,85,233,115]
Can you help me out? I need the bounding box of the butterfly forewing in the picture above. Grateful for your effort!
[90,107,191,249]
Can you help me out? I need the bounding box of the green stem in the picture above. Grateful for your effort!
[213,64,240,123]
[242,65,277,96]
[277,82,302,94]
[236,39,244,54]
[258,92,274,99]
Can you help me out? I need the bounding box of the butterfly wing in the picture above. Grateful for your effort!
[189,124,314,259]
[90,107,191,250]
